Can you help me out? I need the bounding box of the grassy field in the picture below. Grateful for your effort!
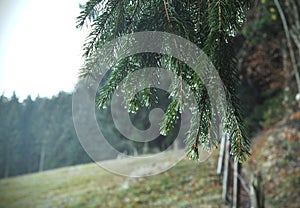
[1,113,299,208]
[0,151,224,208]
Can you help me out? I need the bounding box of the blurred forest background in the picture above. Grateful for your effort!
[0,0,299,180]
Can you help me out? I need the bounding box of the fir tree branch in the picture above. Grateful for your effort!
[83,0,120,57]
[78,0,252,160]
[76,0,105,28]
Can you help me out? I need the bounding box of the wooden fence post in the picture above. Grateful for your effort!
[250,172,265,208]
[233,159,241,208]
[222,134,230,203]
[217,133,226,175]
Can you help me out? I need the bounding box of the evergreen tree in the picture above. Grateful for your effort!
[18,96,37,173]
[0,95,9,178]
[0,92,93,178]
[77,0,251,161]
[3,93,22,177]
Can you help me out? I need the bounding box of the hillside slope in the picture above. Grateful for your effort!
[0,112,299,208]
[0,151,223,208]
[243,111,300,208]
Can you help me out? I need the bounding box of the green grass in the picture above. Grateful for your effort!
[0,151,223,208]
[1,115,299,208]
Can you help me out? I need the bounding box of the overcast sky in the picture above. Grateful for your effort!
[0,0,88,101]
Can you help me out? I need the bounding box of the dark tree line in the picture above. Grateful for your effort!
[0,92,92,178]
[0,88,180,178]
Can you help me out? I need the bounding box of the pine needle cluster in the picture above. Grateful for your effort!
[77,0,251,161]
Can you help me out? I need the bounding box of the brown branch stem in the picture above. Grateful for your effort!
[274,0,300,94]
